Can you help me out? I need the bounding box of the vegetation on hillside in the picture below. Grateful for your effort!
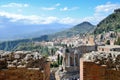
[50,22,95,38]
[15,42,58,56]
[94,9,120,34]
[0,35,49,51]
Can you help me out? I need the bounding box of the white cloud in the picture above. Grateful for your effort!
[18,9,22,12]
[0,11,81,25]
[41,16,58,24]
[0,2,119,25]
[59,17,75,24]
[60,7,68,11]
[95,2,120,13]
[41,7,56,11]
[2,2,119,26]
[0,11,58,24]
[60,7,79,11]
[82,14,105,24]
[87,2,120,24]
[55,3,60,7]
[0,11,99,25]
[59,17,82,25]
[41,3,60,11]
[0,11,103,25]
[1,3,29,8]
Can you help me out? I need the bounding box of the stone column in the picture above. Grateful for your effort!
[62,56,65,67]
[74,54,76,66]
[68,54,70,67]
[65,56,67,66]
[62,56,66,71]
[78,54,80,66]
[80,58,83,80]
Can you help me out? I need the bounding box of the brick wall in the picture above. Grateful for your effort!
[44,61,50,80]
[0,68,43,80]
[105,70,120,80]
[0,62,50,80]
[83,62,106,80]
[80,59,120,80]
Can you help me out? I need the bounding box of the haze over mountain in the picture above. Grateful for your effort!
[0,22,71,41]
[0,21,95,51]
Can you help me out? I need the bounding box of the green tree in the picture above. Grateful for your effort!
[106,40,110,45]
[57,54,60,65]
[114,37,120,45]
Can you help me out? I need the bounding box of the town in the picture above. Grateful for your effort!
[0,30,120,80]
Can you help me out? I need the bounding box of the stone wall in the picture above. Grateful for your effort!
[0,60,7,69]
[0,62,50,80]
[80,59,120,80]
[0,68,43,80]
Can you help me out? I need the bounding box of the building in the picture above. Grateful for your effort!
[114,8,120,13]
[98,45,120,52]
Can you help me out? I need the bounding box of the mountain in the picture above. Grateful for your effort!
[0,21,95,51]
[94,9,120,34]
[0,22,71,41]
[0,35,49,51]
[49,22,95,38]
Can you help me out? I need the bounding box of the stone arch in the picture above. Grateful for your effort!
[70,56,74,66]
[75,54,79,66]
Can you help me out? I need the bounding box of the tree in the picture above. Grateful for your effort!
[65,48,69,53]
[57,54,60,65]
[114,37,120,45]
[106,40,110,45]
[60,56,63,65]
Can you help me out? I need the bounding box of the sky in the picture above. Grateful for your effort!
[0,0,120,40]
[0,0,120,26]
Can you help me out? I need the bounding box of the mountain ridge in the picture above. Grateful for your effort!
[0,21,95,51]
[49,21,95,39]
[0,23,71,41]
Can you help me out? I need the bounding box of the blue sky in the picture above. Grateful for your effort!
[0,0,120,40]
[0,0,120,26]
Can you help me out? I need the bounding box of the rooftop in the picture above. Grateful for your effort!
[98,45,120,49]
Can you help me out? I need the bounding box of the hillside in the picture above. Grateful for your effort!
[94,9,120,34]
[0,21,95,51]
[0,35,49,51]
[50,22,95,38]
